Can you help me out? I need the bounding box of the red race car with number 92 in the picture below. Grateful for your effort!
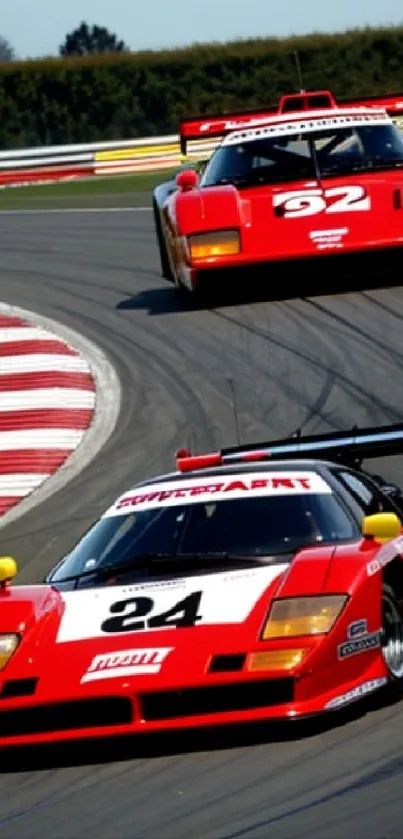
[1,423,403,747]
[153,89,403,295]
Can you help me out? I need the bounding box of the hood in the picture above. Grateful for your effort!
[0,549,334,697]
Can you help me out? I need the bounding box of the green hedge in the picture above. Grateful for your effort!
[1,25,403,149]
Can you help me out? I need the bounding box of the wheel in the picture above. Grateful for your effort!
[153,200,174,282]
[381,583,403,683]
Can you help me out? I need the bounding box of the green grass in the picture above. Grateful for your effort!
[0,169,178,210]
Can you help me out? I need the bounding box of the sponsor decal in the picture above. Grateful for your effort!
[81,647,173,683]
[347,619,367,639]
[121,578,188,593]
[199,118,260,133]
[106,471,331,516]
[309,227,349,251]
[57,564,289,642]
[197,111,295,134]
[222,114,390,146]
[337,618,381,660]
[338,632,381,660]
[325,677,388,710]
[366,535,403,576]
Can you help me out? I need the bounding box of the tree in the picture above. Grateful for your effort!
[59,22,129,57]
[0,35,15,62]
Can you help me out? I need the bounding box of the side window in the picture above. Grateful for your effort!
[338,472,375,511]
[337,470,400,515]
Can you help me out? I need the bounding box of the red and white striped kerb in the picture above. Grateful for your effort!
[0,313,96,517]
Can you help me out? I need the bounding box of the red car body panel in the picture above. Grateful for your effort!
[174,175,403,260]
[0,533,399,748]
[157,90,403,290]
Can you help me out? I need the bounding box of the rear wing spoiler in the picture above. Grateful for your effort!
[176,423,403,472]
[179,89,403,157]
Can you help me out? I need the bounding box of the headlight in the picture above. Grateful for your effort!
[188,229,240,260]
[261,596,348,640]
[0,634,20,670]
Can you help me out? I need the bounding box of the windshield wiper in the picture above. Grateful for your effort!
[52,550,292,586]
[52,552,183,584]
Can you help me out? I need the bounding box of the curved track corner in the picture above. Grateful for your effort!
[0,301,121,531]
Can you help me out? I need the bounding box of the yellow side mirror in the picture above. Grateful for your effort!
[0,557,18,587]
[362,512,401,543]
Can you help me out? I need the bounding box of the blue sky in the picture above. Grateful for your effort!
[3,0,403,59]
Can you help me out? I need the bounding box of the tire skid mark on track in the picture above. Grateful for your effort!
[302,294,403,363]
[69,306,219,456]
[209,302,403,428]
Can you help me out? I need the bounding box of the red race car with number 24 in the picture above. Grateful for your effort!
[153,89,403,293]
[1,423,403,747]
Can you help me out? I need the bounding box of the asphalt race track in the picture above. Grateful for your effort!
[1,208,403,837]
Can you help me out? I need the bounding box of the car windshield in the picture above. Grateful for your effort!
[200,123,403,189]
[49,490,356,585]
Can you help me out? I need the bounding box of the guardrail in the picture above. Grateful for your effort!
[0,135,219,188]
[1,116,403,189]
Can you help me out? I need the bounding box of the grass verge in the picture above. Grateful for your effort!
[0,169,177,210]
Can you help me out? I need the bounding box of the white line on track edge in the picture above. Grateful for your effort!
[0,301,121,530]
[0,207,151,215]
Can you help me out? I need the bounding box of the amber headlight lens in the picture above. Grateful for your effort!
[262,596,348,640]
[0,634,20,670]
[188,229,240,260]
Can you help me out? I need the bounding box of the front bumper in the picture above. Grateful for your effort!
[187,242,403,289]
[0,666,388,748]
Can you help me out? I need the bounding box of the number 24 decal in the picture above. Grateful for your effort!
[101,591,203,634]
[273,185,370,218]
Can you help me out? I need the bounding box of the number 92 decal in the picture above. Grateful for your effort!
[273,185,370,218]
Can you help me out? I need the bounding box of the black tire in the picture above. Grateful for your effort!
[381,583,403,686]
[153,200,174,282]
